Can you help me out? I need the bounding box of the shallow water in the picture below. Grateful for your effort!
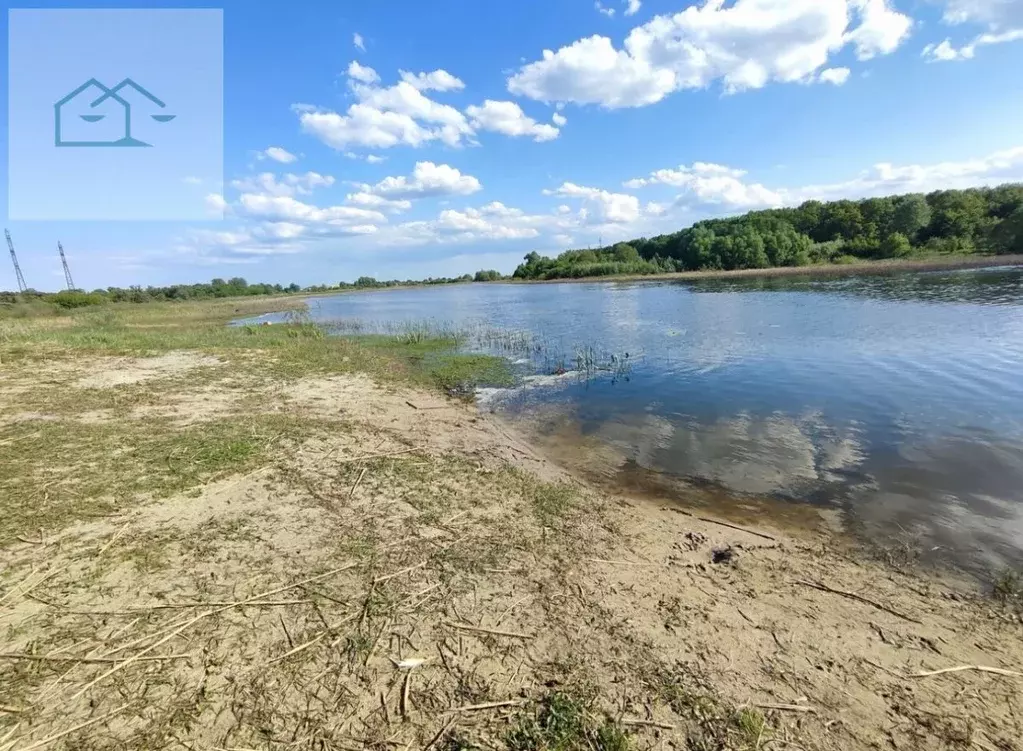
[284,268,1023,575]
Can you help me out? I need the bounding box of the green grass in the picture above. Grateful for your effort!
[506,690,630,751]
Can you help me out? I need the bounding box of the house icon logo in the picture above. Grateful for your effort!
[54,77,176,148]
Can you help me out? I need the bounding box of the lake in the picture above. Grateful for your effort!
[281,267,1023,576]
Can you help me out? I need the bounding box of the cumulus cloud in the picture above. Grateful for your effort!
[347,61,380,84]
[939,0,1023,28]
[625,147,1023,211]
[507,0,911,107]
[259,146,298,164]
[544,182,644,223]
[358,161,482,200]
[231,172,335,198]
[923,0,1023,59]
[237,193,384,226]
[353,32,365,51]
[624,162,784,209]
[552,112,568,127]
[297,66,474,151]
[466,100,561,141]
[345,192,413,213]
[399,69,466,91]
[624,0,642,16]
[923,28,1023,60]
[596,2,615,18]
[819,66,852,84]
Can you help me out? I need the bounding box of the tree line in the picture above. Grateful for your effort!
[512,184,1023,280]
[2,271,510,311]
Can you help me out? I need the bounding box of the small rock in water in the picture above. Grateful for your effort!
[711,546,736,564]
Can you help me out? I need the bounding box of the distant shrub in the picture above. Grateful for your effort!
[50,291,106,309]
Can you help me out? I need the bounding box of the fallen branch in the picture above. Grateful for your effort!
[348,467,368,500]
[444,622,532,640]
[15,536,45,546]
[97,521,131,556]
[0,652,191,665]
[755,703,817,713]
[61,599,311,615]
[585,558,654,567]
[423,718,456,751]
[375,560,428,585]
[448,700,524,713]
[794,580,921,624]
[0,705,25,715]
[621,718,676,729]
[401,671,412,719]
[909,665,1022,679]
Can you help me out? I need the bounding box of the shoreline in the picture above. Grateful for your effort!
[2,301,1021,749]
[504,253,1023,285]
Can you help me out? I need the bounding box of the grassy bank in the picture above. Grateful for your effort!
[509,253,1023,285]
[2,297,1022,750]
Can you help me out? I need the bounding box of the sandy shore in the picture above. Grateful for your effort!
[2,344,1021,750]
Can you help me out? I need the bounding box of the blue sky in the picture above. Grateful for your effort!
[3,0,1023,291]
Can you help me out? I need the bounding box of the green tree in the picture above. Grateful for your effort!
[891,195,932,239]
[991,207,1023,254]
[880,232,913,258]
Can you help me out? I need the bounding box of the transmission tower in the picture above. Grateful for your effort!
[5,229,28,293]
[58,242,75,291]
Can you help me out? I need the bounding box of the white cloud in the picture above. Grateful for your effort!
[366,154,386,164]
[923,28,1023,60]
[625,147,1023,212]
[205,193,227,213]
[258,146,298,164]
[237,193,385,226]
[552,112,567,127]
[922,38,974,60]
[844,0,914,61]
[507,0,912,107]
[819,66,851,84]
[360,161,482,200]
[298,66,475,151]
[596,1,616,17]
[345,192,413,213]
[182,176,203,185]
[544,182,643,223]
[466,100,561,142]
[347,61,380,84]
[924,0,1023,60]
[940,0,1023,28]
[624,162,784,209]
[231,172,335,198]
[354,32,365,51]
[624,0,642,17]
[399,69,466,91]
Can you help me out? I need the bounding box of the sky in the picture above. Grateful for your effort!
[3,0,1023,291]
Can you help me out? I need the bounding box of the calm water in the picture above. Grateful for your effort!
[285,268,1023,575]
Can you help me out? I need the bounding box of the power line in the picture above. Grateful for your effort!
[5,229,28,293]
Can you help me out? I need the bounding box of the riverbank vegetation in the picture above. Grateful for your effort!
[513,184,1023,280]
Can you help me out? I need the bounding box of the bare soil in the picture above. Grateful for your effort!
[1,352,1021,750]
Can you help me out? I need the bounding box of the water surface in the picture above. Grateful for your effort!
[286,268,1023,575]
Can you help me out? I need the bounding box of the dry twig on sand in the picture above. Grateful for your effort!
[909,665,1022,679]
[448,700,524,712]
[444,622,532,639]
[794,580,922,624]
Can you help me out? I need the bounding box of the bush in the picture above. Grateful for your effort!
[50,291,106,309]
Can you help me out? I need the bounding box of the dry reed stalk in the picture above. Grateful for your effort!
[794,580,922,624]
[443,622,532,639]
[0,652,191,665]
[64,564,358,703]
